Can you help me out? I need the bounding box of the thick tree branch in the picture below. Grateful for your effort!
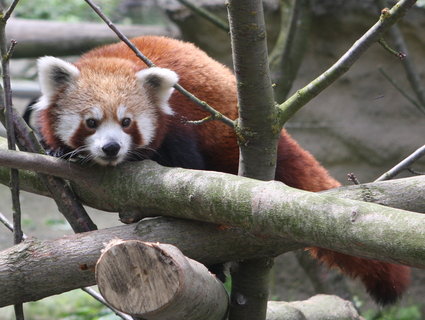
[0,217,300,307]
[0,148,424,269]
[277,0,417,125]
[267,295,361,320]
[321,175,425,214]
[0,211,133,320]
[1,144,423,215]
[96,240,228,320]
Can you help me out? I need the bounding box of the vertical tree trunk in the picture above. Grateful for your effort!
[227,0,279,319]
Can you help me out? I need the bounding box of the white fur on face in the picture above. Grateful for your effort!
[136,67,179,115]
[117,105,128,120]
[136,113,156,146]
[56,112,82,146]
[90,106,104,121]
[86,120,131,165]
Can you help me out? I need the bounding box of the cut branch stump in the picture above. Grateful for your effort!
[96,240,229,320]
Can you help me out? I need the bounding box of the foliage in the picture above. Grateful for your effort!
[14,0,122,22]
[23,290,120,320]
[363,304,422,320]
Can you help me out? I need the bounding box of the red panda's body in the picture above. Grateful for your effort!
[32,36,409,305]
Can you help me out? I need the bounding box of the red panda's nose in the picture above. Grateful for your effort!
[102,142,120,157]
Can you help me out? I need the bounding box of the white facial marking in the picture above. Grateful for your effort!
[136,67,178,115]
[117,105,128,120]
[136,113,156,145]
[86,120,131,165]
[89,106,104,121]
[56,112,82,145]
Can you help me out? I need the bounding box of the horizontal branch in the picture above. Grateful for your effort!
[0,144,424,269]
[0,217,300,307]
[321,175,425,214]
[1,141,423,215]
[6,18,178,58]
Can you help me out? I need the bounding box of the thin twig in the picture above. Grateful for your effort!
[176,0,229,32]
[269,0,312,102]
[3,0,19,21]
[1,4,25,317]
[186,115,215,125]
[376,0,425,111]
[378,38,406,59]
[347,173,360,185]
[375,144,425,181]
[0,211,26,239]
[378,67,425,114]
[390,25,425,110]
[278,0,418,126]
[0,22,23,246]
[407,168,425,175]
[83,0,235,129]
[82,288,134,320]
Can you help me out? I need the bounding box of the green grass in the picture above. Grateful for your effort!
[0,289,121,320]
[363,305,422,320]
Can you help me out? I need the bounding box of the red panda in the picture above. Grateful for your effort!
[30,36,410,305]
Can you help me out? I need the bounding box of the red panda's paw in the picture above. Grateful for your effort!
[360,263,410,306]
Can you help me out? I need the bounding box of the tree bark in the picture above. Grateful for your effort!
[96,240,228,320]
[0,149,424,269]
[0,217,300,307]
[6,18,178,58]
[267,294,361,320]
[227,0,278,317]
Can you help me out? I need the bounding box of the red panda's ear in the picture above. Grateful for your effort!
[136,67,179,115]
[37,56,80,100]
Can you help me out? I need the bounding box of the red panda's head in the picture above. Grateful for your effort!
[33,56,178,166]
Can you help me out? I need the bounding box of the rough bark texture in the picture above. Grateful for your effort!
[267,294,361,320]
[0,153,424,269]
[228,0,278,180]
[227,0,278,318]
[0,217,300,307]
[6,18,178,58]
[96,240,228,320]
[321,175,425,214]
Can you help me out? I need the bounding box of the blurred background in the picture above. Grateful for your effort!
[0,0,424,319]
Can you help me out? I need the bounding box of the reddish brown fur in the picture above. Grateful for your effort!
[40,105,61,150]
[43,36,409,304]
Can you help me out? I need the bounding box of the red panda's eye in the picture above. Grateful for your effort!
[86,118,98,129]
[121,118,131,128]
